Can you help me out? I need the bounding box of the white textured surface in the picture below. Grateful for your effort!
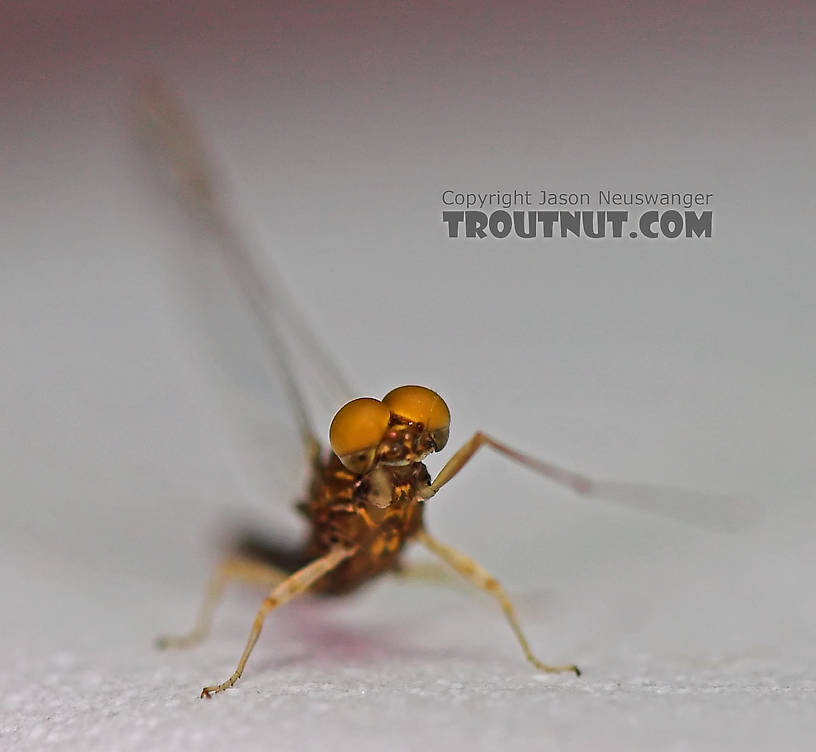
[5,655,816,752]
[3,553,816,752]
[3,513,815,751]
[2,2,816,750]
[3,523,816,752]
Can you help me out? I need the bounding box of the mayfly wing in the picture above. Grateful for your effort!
[133,75,355,464]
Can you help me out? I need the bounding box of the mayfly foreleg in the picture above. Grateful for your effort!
[200,545,357,698]
[155,557,291,650]
[420,431,748,530]
[414,530,580,676]
[420,431,595,501]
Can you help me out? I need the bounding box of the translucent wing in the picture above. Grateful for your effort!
[134,74,354,443]
[132,76,354,515]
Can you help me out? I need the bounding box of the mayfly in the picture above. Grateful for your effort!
[137,79,744,698]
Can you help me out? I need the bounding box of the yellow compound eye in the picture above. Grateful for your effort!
[329,397,391,473]
[382,385,450,451]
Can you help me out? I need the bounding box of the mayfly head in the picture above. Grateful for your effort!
[329,385,450,473]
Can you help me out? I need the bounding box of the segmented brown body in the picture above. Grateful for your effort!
[301,452,430,594]
[235,420,437,593]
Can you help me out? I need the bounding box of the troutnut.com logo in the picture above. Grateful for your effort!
[441,189,713,239]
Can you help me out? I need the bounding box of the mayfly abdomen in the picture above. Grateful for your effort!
[231,530,312,576]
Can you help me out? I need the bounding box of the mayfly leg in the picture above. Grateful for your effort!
[415,529,580,676]
[155,557,291,650]
[134,76,354,463]
[419,431,594,501]
[200,545,357,698]
[420,431,748,530]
